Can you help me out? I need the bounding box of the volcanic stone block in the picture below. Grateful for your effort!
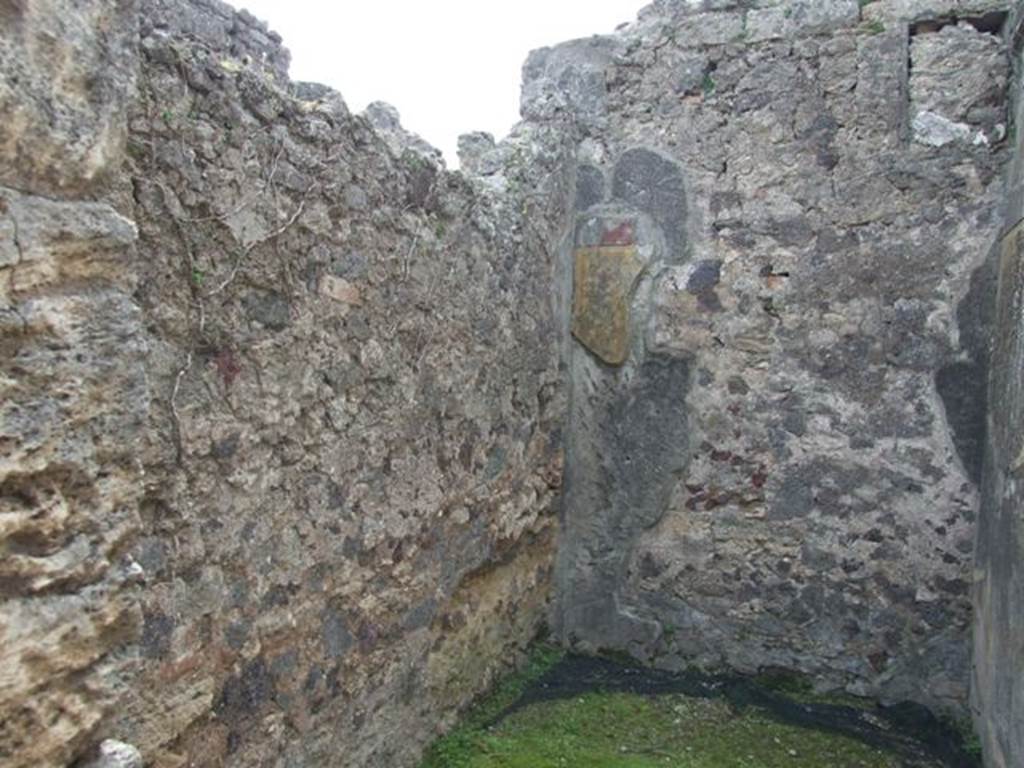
[746,0,859,42]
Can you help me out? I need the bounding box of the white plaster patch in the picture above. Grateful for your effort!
[912,110,971,148]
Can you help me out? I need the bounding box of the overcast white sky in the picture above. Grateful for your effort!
[232,1,646,165]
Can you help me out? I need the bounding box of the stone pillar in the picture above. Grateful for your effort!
[973,9,1024,765]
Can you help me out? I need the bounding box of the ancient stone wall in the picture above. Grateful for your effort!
[0,2,146,766]
[548,0,1012,715]
[3,0,1023,766]
[1,0,575,765]
[109,1,575,765]
[973,3,1024,765]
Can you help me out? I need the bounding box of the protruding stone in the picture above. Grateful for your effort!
[81,740,144,768]
[363,102,443,161]
[292,81,350,119]
[321,275,362,306]
[673,12,746,47]
[457,131,497,174]
[746,0,859,42]
[0,188,138,294]
[521,37,615,128]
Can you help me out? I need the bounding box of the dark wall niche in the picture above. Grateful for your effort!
[909,10,1008,36]
[935,362,988,483]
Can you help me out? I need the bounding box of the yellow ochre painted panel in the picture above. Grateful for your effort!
[571,245,645,365]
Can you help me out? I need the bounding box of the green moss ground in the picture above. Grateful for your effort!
[422,645,566,767]
[420,648,948,768]
[423,691,907,768]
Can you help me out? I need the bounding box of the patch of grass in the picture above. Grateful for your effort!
[701,74,717,97]
[423,691,908,767]
[864,19,886,34]
[420,644,565,768]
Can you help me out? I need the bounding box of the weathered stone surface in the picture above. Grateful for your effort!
[320,274,362,307]
[521,36,616,129]
[3,0,1023,766]
[0,277,147,766]
[364,101,444,161]
[457,131,497,174]
[140,0,290,83]
[1,0,573,765]
[673,11,747,46]
[0,5,145,766]
[79,3,574,766]
[910,22,1008,147]
[972,33,1024,759]
[0,188,138,294]
[0,0,138,197]
[554,0,1009,719]
[746,0,860,42]
[571,246,646,365]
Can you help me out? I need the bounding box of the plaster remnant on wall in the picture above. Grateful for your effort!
[571,245,647,365]
[912,111,974,147]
